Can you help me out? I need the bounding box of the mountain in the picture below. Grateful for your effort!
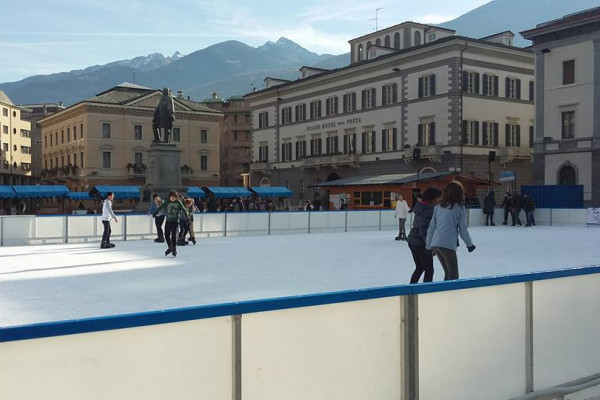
[440,0,600,46]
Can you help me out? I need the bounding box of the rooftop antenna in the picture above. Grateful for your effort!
[370,8,383,31]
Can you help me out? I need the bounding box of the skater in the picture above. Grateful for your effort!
[407,187,442,284]
[501,192,512,225]
[148,194,165,242]
[153,190,189,257]
[426,181,476,281]
[100,192,118,249]
[510,191,523,226]
[523,194,536,227]
[394,194,410,240]
[184,198,198,245]
[483,191,496,226]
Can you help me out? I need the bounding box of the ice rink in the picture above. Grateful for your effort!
[1,225,599,327]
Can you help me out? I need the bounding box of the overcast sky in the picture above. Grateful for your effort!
[0,0,491,83]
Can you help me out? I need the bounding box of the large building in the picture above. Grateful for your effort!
[21,103,65,177]
[0,91,33,185]
[521,7,600,206]
[202,93,252,187]
[38,83,223,192]
[247,22,535,209]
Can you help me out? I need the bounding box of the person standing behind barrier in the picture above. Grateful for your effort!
[426,181,475,281]
[407,187,442,284]
[100,192,118,249]
[148,194,165,243]
[501,192,512,225]
[394,194,410,241]
[483,191,496,226]
[510,191,523,226]
[153,190,189,257]
[523,194,536,227]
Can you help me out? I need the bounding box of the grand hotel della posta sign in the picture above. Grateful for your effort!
[306,117,362,132]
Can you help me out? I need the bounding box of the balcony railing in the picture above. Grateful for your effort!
[301,153,360,168]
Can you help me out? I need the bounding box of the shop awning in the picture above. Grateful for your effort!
[250,186,293,197]
[68,192,92,200]
[202,187,253,198]
[0,186,16,198]
[186,186,206,198]
[12,185,70,198]
[88,186,140,199]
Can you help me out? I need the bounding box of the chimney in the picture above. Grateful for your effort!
[59,101,63,107]
[177,91,183,98]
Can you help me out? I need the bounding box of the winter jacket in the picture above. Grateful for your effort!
[501,195,512,210]
[483,194,496,214]
[395,199,410,219]
[155,199,188,222]
[426,203,474,251]
[406,201,435,248]
[523,196,536,212]
[101,199,117,221]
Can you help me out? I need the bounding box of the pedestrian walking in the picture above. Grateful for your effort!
[426,181,476,281]
[483,191,496,226]
[100,192,118,249]
[394,194,410,240]
[153,190,189,257]
[148,194,165,242]
[407,187,442,284]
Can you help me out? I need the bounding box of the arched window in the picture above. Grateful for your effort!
[394,33,400,49]
[375,38,381,46]
[259,177,271,186]
[366,41,372,50]
[358,44,364,61]
[414,31,421,46]
[558,165,576,185]
[385,35,391,47]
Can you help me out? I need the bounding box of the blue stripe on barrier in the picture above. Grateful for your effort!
[1,265,599,343]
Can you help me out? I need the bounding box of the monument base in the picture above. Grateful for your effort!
[145,143,186,199]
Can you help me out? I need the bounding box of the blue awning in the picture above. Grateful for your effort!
[250,186,293,197]
[68,192,92,200]
[0,186,16,198]
[203,186,253,198]
[186,186,206,198]
[12,185,70,198]
[89,186,140,199]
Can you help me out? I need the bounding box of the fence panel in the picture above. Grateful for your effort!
[308,211,346,233]
[269,212,309,235]
[346,210,381,231]
[226,212,269,236]
[200,213,226,237]
[68,215,97,242]
[550,209,588,226]
[1,216,36,246]
[380,210,398,231]
[126,214,154,239]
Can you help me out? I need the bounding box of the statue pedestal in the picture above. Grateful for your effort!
[146,143,185,198]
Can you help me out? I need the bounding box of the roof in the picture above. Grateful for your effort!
[12,185,70,198]
[186,186,207,198]
[202,186,253,198]
[349,21,430,43]
[88,186,140,199]
[250,186,293,197]
[521,6,600,40]
[479,31,515,40]
[68,192,92,200]
[0,186,16,199]
[0,91,14,106]
[310,172,495,188]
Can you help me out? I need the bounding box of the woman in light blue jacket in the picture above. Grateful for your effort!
[426,181,476,280]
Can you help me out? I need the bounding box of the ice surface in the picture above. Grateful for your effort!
[1,226,599,327]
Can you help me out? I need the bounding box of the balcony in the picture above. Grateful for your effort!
[300,153,360,169]
[41,165,83,179]
[127,163,146,178]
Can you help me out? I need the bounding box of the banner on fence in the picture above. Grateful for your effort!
[586,208,600,225]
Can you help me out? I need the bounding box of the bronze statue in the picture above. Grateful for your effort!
[152,87,175,143]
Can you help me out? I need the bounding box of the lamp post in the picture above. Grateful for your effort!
[459,41,468,173]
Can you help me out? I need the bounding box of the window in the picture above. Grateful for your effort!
[529,81,534,101]
[559,165,576,185]
[67,128,70,142]
[361,88,376,109]
[233,114,238,124]
[375,38,381,46]
[55,132,58,144]
[102,151,112,168]
[503,37,513,46]
[382,83,398,105]
[200,129,208,143]
[245,114,251,123]
[295,104,306,122]
[360,191,383,206]
[20,129,31,138]
[21,163,31,171]
[563,60,575,85]
[414,31,421,46]
[462,120,479,145]
[505,77,521,99]
[418,123,436,146]
[326,136,339,155]
[258,112,269,128]
[61,130,64,144]
[172,127,181,142]
[358,44,364,61]
[80,124,84,139]
[2,125,7,134]
[505,123,521,147]
[102,123,111,138]
[529,126,534,148]
[296,140,307,159]
[80,152,84,168]
[134,152,143,166]
[73,125,77,139]
[200,155,208,171]
[418,75,436,98]
[394,33,401,49]
[463,71,480,94]
[20,146,31,154]
[561,111,575,139]
[384,35,391,47]
[67,155,71,165]
[362,131,375,153]
[427,32,436,42]
[259,142,269,162]
[2,108,7,117]
[325,97,338,116]
[343,93,356,113]
[310,100,322,119]
[44,135,48,148]
[281,142,292,161]
[281,107,292,124]
[482,74,498,96]
[134,125,143,140]
[299,179,305,196]
[382,128,397,151]
[343,133,357,154]
[310,137,322,156]
[482,122,499,146]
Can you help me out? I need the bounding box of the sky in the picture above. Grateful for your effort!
[0,0,491,83]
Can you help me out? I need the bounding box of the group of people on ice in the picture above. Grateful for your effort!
[486,191,536,227]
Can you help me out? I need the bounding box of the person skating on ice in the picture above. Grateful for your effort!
[153,190,189,257]
[394,194,410,241]
[100,192,118,249]
[148,194,165,242]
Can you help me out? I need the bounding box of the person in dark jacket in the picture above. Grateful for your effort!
[501,192,513,225]
[523,194,536,227]
[483,191,496,226]
[153,190,189,257]
[406,187,443,284]
[510,191,523,226]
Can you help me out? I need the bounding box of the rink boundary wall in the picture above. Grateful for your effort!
[1,265,599,343]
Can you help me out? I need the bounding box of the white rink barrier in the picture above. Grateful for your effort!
[0,208,590,246]
[1,267,599,400]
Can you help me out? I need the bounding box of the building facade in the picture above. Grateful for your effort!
[0,91,33,185]
[38,83,223,192]
[202,94,252,187]
[21,103,65,177]
[247,22,535,209]
[521,7,600,206]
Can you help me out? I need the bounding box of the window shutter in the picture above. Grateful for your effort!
[334,136,338,153]
[362,132,366,153]
[303,104,306,119]
[371,88,376,107]
[382,130,387,150]
[418,124,423,145]
[430,123,436,145]
[282,143,285,160]
[505,124,510,146]
[529,81,534,101]
[474,121,480,145]
[296,141,299,159]
[343,95,348,113]
[326,138,330,155]
[361,90,366,109]
[483,74,489,95]
[310,104,314,120]
[343,135,348,154]
[516,125,521,146]
[462,120,468,144]
[516,79,521,99]
[418,77,424,98]
[352,134,356,153]
[482,122,488,146]
[392,83,398,103]
[371,131,376,152]
[505,77,510,98]
[493,123,499,146]
[430,75,436,96]
[382,85,387,105]
[474,73,480,94]
[393,128,398,150]
[494,76,499,96]
[319,101,322,117]
[462,71,469,92]
[351,93,356,111]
